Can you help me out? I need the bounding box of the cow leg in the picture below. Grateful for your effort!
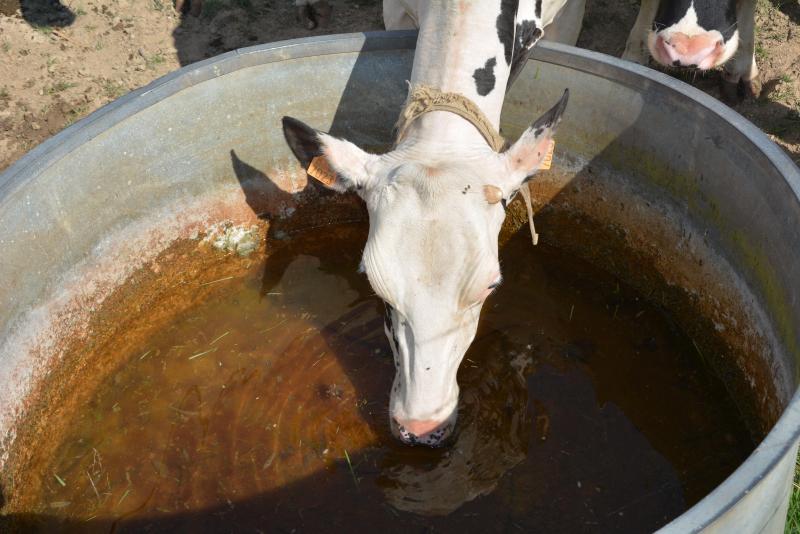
[311,0,332,28]
[383,0,420,30]
[622,0,660,64]
[542,0,586,46]
[295,0,316,29]
[721,0,760,102]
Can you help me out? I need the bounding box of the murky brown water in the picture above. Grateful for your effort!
[19,223,753,533]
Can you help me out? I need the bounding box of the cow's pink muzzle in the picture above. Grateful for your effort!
[652,32,725,70]
[393,418,454,447]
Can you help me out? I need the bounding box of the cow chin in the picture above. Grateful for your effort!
[647,30,738,70]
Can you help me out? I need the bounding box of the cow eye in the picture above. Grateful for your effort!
[488,278,502,290]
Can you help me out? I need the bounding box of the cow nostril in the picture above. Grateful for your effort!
[393,418,453,446]
[399,419,443,436]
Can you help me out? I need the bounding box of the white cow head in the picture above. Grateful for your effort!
[282,90,568,446]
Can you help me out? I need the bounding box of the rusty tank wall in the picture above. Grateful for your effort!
[0,32,799,533]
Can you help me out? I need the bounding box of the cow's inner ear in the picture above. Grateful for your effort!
[282,116,322,168]
[500,89,569,189]
[281,116,379,193]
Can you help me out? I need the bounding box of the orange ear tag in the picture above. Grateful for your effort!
[307,155,337,187]
[540,140,555,170]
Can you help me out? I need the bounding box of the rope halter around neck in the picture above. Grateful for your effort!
[394,83,543,245]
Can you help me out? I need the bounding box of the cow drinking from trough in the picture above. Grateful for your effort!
[282,0,573,447]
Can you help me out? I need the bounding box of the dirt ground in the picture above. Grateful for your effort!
[0,0,797,173]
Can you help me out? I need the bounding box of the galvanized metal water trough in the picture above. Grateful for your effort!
[0,32,799,532]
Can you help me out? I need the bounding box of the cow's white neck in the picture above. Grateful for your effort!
[398,2,512,158]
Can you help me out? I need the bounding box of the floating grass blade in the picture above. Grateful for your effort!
[86,471,101,501]
[691,338,706,366]
[344,449,359,488]
[209,331,230,345]
[117,488,131,508]
[188,347,217,361]
[199,276,234,286]
[54,473,67,487]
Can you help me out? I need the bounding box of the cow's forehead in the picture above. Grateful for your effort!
[368,161,500,224]
[362,164,502,313]
[367,194,497,277]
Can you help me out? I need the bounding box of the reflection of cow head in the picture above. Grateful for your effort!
[648,0,740,69]
[282,90,568,446]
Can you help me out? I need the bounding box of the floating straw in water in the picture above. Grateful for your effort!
[117,488,131,508]
[209,331,230,345]
[344,449,359,488]
[199,276,234,286]
[188,347,217,360]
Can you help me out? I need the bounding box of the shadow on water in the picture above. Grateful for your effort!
[0,0,74,27]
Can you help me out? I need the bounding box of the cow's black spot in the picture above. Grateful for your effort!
[695,0,737,40]
[535,0,542,18]
[654,0,693,28]
[530,89,569,134]
[384,303,401,356]
[496,0,519,65]
[473,57,497,96]
[508,20,542,87]
[392,331,400,353]
[384,303,393,330]
[654,0,737,41]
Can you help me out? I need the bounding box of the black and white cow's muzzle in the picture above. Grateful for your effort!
[649,0,739,70]
[383,303,461,447]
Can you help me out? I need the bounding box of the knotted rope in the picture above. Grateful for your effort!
[394,83,539,245]
[394,83,507,153]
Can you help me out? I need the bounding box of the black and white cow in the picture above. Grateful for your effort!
[387,0,759,100]
[623,0,760,100]
[284,0,571,447]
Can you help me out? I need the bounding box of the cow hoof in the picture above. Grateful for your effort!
[297,5,316,30]
[621,46,648,66]
[720,76,762,105]
[741,77,762,100]
[313,0,332,28]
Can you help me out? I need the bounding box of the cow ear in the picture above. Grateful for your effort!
[499,89,569,188]
[282,116,377,193]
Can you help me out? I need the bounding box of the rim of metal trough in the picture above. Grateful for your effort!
[1,30,799,533]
